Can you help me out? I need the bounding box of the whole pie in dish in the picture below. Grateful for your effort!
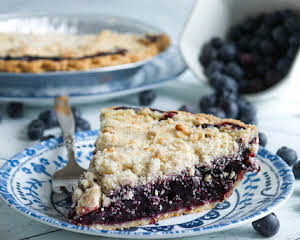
[0,30,170,73]
[70,107,259,230]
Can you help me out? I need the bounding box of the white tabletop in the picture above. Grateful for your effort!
[0,0,300,239]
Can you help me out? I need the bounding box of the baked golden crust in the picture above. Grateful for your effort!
[90,107,257,189]
[86,203,218,230]
[0,32,170,73]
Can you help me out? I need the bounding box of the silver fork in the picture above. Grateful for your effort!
[52,96,85,194]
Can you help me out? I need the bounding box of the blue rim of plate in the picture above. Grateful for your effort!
[0,130,295,238]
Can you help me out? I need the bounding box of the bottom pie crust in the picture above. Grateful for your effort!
[75,171,246,230]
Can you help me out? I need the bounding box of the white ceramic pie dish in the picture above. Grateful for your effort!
[180,0,300,102]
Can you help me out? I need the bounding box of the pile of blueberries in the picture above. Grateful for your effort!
[0,101,90,141]
[139,89,257,125]
[199,9,300,94]
[199,91,256,124]
[27,107,90,140]
[197,10,300,237]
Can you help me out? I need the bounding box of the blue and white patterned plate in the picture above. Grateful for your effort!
[0,130,295,239]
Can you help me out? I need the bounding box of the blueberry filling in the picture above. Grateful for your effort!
[1,34,162,62]
[145,34,159,42]
[71,146,258,225]
[113,106,140,112]
[200,122,245,130]
[0,49,127,61]
[114,106,167,114]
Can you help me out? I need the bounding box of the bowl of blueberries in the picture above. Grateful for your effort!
[180,0,300,102]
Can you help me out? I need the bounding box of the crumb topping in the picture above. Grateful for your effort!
[0,30,170,73]
[72,107,258,216]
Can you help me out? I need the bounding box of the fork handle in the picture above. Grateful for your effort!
[55,96,81,172]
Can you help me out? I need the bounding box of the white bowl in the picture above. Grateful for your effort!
[180,0,300,102]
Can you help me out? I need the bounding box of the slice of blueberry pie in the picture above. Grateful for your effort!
[70,106,259,230]
[0,30,170,73]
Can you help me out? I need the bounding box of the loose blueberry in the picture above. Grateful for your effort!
[258,132,267,147]
[219,98,239,119]
[199,42,218,67]
[219,43,237,62]
[289,32,300,47]
[213,74,239,94]
[7,102,24,119]
[239,53,253,66]
[217,90,238,104]
[237,79,249,93]
[211,37,223,48]
[283,9,299,27]
[209,72,224,87]
[276,146,298,166]
[259,39,275,55]
[243,17,258,33]
[256,24,270,38]
[264,71,282,88]
[292,161,300,179]
[204,107,226,118]
[76,118,91,132]
[280,9,296,20]
[246,79,265,93]
[139,90,156,106]
[265,12,281,26]
[199,94,217,113]
[255,63,268,76]
[252,213,280,237]
[264,56,276,68]
[237,36,251,51]
[251,52,264,66]
[276,58,291,76]
[237,98,257,124]
[178,105,195,114]
[28,119,45,140]
[40,135,55,141]
[272,26,289,46]
[287,47,298,60]
[250,37,261,50]
[225,62,244,80]
[38,110,58,129]
[72,107,82,119]
[285,16,300,32]
[227,24,243,41]
[205,60,224,77]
